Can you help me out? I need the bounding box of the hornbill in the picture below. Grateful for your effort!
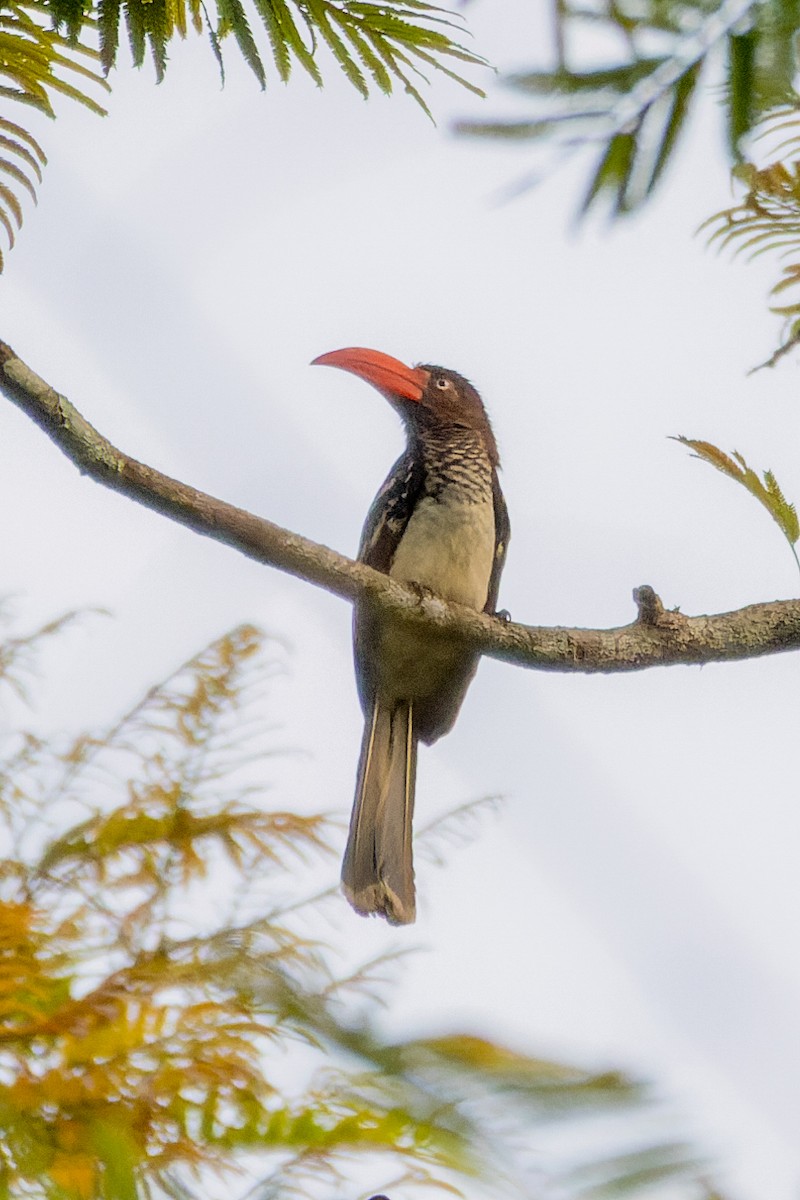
[312,347,509,925]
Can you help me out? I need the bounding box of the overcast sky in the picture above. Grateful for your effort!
[3,3,800,1197]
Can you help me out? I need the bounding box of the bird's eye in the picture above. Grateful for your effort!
[434,376,449,390]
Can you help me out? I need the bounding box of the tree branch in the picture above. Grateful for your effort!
[3,338,800,675]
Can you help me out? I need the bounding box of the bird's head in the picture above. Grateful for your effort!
[311,346,498,465]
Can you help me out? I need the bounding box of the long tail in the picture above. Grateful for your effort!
[341,699,417,925]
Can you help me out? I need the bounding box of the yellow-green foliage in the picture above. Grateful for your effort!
[675,437,800,571]
[0,2,108,270]
[74,0,489,101]
[0,0,486,270]
[704,105,800,363]
[0,612,714,1200]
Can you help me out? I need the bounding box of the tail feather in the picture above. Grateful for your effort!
[342,700,417,925]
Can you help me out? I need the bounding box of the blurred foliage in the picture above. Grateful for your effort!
[0,608,721,1200]
[456,0,800,216]
[0,0,486,271]
[675,437,800,570]
[453,0,800,362]
[703,105,800,366]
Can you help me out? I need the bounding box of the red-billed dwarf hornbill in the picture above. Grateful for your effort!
[312,347,509,925]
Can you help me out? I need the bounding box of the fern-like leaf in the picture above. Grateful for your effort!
[255,0,324,84]
[304,0,369,97]
[675,436,800,570]
[88,0,486,104]
[216,0,266,86]
[0,2,108,269]
[326,10,392,94]
[702,105,800,364]
[0,0,486,268]
[97,0,121,71]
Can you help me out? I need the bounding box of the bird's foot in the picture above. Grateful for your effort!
[495,608,512,623]
[407,580,437,602]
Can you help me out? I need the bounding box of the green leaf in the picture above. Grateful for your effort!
[201,4,227,83]
[147,3,170,82]
[98,0,121,71]
[122,0,145,64]
[0,118,46,164]
[256,0,323,85]
[361,31,433,119]
[326,1,487,109]
[727,26,756,159]
[49,0,89,40]
[324,7,392,93]
[0,156,37,202]
[254,0,291,80]
[750,0,800,110]
[215,0,265,86]
[0,181,24,228]
[580,131,637,217]
[674,437,800,569]
[645,62,700,197]
[303,0,369,98]
[505,59,665,96]
[0,207,16,249]
[453,118,555,140]
[0,134,43,182]
[564,1142,707,1200]
[26,66,108,115]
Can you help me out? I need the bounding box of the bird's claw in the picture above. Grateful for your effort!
[495,608,512,623]
[408,581,436,602]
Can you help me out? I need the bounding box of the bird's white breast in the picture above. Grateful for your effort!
[388,494,495,609]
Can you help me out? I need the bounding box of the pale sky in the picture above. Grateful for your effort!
[3,3,800,1197]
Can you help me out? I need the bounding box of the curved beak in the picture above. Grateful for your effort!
[311,347,428,403]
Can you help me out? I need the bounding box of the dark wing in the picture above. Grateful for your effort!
[353,452,426,712]
[485,469,510,615]
[357,451,425,571]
